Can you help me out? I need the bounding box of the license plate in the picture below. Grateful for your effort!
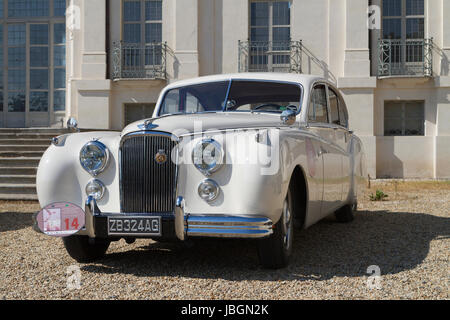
[107,216,161,236]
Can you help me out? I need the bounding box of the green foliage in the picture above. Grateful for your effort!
[370,190,389,201]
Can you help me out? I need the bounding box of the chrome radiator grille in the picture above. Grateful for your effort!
[120,133,177,214]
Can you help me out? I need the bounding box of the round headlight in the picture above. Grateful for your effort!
[85,179,105,200]
[192,139,224,175]
[79,141,109,176]
[198,179,220,202]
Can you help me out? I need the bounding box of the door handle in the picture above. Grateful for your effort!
[317,146,327,157]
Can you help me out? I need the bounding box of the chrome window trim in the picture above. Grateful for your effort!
[325,83,350,130]
[305,80,349,130]
[306,81,330,126]
[156,78,304,118]
[222,79,304,116]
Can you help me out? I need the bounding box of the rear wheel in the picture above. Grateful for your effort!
[257,189,294,269]
[63,236,110,263]
[335,202,357,223]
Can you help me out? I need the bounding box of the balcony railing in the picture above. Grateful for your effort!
[378,38,433,77]
[112,41,167,80]
[238,40,302,73]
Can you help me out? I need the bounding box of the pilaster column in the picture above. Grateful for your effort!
[173,0,199,79]
[81,0,107,79]
[344,0,371,77]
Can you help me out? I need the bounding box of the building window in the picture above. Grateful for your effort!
[249,1,291,71]
[122,0,162,67]
[0,0,66,127]
[382,0,424,40]
[8,0,50,17]
[382,0,424,62]
[384,101,424,136]
[124,103,156,126]
[123,0,162,44]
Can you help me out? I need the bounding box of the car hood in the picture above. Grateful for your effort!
[121,112,291,137]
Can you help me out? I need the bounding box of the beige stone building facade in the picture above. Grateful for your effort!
[1,0,449,179]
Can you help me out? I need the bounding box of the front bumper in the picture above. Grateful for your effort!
[57,196,274,240]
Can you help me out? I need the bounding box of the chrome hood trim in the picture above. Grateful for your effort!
[121,112,293,137]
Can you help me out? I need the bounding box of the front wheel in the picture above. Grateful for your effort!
[257,189,294,269]
[63,236,110,263]
[334,202,357,223]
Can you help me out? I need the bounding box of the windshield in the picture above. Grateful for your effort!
[158,80,302,115]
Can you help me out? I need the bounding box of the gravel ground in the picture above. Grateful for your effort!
[0,180,448,300]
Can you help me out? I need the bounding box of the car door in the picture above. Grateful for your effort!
[327,85,352,202]
[307,83,343,218]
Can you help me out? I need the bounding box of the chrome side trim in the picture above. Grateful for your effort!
[175,196,187,241]
[186,215,273,239]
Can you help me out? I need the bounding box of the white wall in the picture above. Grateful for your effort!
[376,136,434,178]
[68,0,450,178]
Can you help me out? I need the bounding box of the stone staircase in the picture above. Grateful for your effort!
[0,128,69,201]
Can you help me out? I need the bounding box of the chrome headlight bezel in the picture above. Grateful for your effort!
[192,138,224,176]
[85,179,106,200]
[79,141,109,176]
[198,179,220,202]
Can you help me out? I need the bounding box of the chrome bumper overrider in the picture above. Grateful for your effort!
[80,196,273,240]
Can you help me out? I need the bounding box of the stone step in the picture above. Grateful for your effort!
[0,158,41,167]
[0,193,38,201]
[0,183,37,195]
[0,167,37,175]
[0,128,68,134]
[0,139,51,146]
[0,128,67,201]
[0,133,59,140]
[0,145,49,152]
[0,175,36,184]
[0,151,45,158]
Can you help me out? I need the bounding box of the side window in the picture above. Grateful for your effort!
[185,93,205,113]
[308,84,328,123]
[338,96,348,128]
[328,87,340,125]
[161,89,180,114]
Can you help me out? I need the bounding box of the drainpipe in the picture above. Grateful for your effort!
[66,0,76,126]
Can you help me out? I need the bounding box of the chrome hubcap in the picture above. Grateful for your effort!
[282,199,292,250]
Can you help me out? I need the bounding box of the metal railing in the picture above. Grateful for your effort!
[112,41,167,80]
[238,40,302,73]
[378,38,433,77]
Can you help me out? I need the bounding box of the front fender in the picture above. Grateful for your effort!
[36,131,121,212]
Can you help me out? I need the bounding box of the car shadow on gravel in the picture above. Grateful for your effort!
[80,210,449,281]
[0,212,33,233]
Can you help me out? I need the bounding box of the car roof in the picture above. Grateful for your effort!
[163,73,325,90]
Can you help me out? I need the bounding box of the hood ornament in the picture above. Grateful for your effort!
[137,118,159,130]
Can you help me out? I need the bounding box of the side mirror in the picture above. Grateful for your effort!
[67,117,80,132]
[280,109,296,126]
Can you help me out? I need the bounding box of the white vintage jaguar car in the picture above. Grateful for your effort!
[36,73,366,269]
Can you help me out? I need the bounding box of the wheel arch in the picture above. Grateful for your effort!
[288,165,308,229]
